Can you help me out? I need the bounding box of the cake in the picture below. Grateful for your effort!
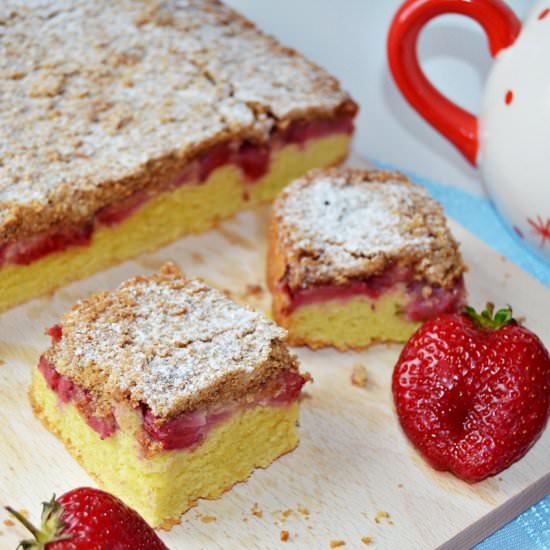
[0,0,357,312]
[267,169,466,350]
[30,263,308,528]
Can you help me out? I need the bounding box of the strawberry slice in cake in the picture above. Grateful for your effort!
[267,168,466,350]
[30,263,308,529]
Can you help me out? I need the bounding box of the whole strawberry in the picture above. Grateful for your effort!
[7,487,168,549]
[392,304,550,482]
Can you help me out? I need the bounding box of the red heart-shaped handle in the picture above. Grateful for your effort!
[387,0,521,165]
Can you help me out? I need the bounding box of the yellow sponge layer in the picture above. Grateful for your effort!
[283,292,420,350]
[30,368,300,529]
[0,134,350,312]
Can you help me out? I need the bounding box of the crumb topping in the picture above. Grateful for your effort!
[272,168,465,290]
[46,263,291,418]
[0,0,355,243]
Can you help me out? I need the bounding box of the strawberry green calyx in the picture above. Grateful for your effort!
[6,496,70,550]
[464,303,514,330]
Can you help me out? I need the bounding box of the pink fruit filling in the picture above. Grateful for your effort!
[142,369,305,451]
[141,369,306,451]
[0,114,354,269]
[38,327,306,450]
[284,268,465,323]
[0,224,93,268]
[404,281,465,322]
[37,356,118,440]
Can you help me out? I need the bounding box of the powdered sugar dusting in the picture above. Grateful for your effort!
[48,264,287,418]
[0,0,353,240]
[291,177,429,255]
[273,169,465,289]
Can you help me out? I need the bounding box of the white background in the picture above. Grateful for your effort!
[226,0,531,196]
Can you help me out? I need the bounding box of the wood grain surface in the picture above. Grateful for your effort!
[0,204,549,550]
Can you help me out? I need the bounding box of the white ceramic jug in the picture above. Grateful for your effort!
[389,0,550,262]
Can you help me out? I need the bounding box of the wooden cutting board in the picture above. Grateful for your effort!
[1,204,549,550]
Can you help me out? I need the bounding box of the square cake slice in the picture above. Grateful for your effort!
[30,263,307,529]
[0,0,357,312]
[267,169,466,350]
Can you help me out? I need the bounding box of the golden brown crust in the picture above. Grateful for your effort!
[45,262,300,419]
[269,168,466,292]
[0,0,357,244]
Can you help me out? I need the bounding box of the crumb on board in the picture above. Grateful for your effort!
[190,252,204,264]
[280,530,290,542]
[397,483,403,489]
[361,536,373,545]
[251,503,263,518]
[272,506,312,525]
[351,364,368,388]
[297,506,310,517]
[3,520,14,527]
[374,511,390,524]
[18,510,28,518]
[0,359,5,366]
[272,508,294,523]
[199,515,216,524]
[282,509,293,519]
[330,540,346,548]
[244,283,264,298]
